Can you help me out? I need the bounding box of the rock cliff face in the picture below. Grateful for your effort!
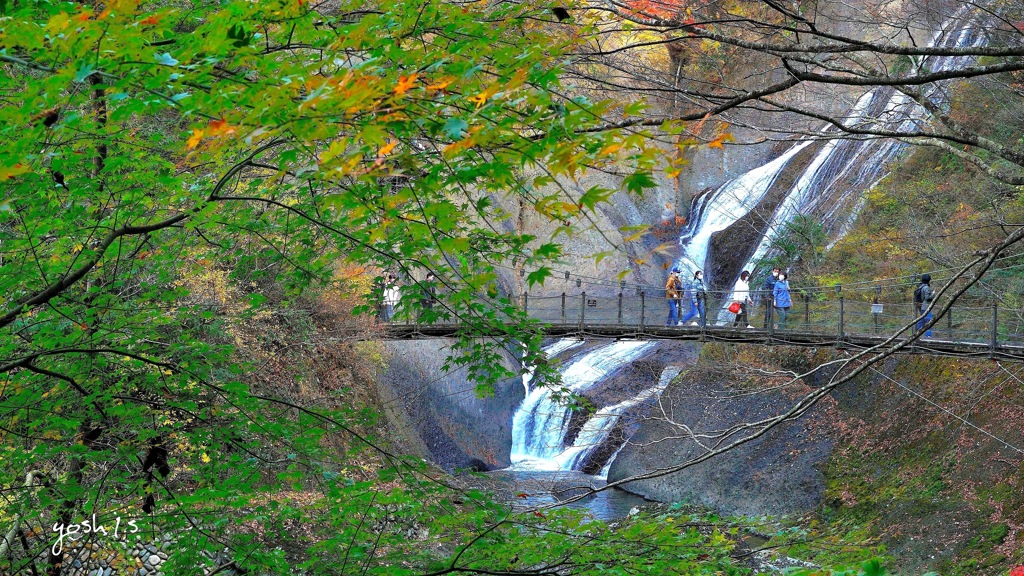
[606,349,836,517]
[374,341,524,471]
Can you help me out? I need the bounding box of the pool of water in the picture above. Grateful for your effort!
[483,469,653,521]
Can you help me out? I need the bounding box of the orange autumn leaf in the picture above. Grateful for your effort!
[707,133,733,149]
[207,118,236,137]
[378,140,398,156]
[393,74,419,95]
[140,15,161,25]
[426,78,453,91]
[74,10,92,22]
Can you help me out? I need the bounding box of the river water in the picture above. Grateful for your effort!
[485,469,652,521]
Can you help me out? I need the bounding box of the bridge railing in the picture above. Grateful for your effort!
[387,288,1024,348]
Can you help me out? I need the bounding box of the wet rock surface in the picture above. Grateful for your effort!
[377,340,525,471]
[607,357,836,517]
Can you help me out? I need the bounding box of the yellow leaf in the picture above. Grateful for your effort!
[468,85,499,108]
[201,453,210,463]
[378,140,398,156]
[186,129,204,150]
[623,228,649,242]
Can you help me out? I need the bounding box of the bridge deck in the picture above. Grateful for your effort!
[383,323,1024,362]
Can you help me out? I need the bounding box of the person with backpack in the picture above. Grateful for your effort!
[665,267,683,326]
[761,266,780,328]
[773,271,792,330]
[913,273,935,337]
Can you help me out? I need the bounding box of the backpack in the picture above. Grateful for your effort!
[693,279,707,302]
[914,283,934,306]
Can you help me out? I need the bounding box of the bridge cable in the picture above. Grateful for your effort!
[864,363,1024,455]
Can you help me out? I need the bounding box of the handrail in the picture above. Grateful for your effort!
[380,289,1024,357]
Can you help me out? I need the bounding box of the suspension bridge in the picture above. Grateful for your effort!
[379,288,1024,363]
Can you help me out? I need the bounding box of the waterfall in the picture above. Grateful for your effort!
[738,17,985,275]
[521,338,585,396]
[664,13,984,306]
[676,142,813,273]
[510,340,656,470]
[596,366,683,478]
[505,14,987,477]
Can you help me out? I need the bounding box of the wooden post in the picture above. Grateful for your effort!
[838,296,845,346]
[804,290,810,330]
[947,305,953,338]
[561,292,566,323]
[522,292,528,315]
[617,292,623,324]
[990,303,998,358]
[580,291,586,329]
[640,291,646,331]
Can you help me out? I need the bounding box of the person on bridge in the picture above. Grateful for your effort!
[665,267,683,326]
[732,270,754,328]
[382,274,401,322]
[681,270,708,327]
[914,273,935,337]
[773,271,792,330]
[761,266,781,328]
[419,272,437,322]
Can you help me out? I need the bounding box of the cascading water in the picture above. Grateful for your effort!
[510,340,656,470]
[670,13,984,297]
[558,365,684,474]
[676,142,813,273]
[743,19,983,277]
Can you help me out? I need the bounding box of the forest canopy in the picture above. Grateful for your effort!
[3,0,1023,574]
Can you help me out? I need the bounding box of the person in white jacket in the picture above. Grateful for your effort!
[732,270,754,328]
[382,274,401,322]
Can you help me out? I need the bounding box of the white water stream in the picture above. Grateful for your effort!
[510,340,656,471]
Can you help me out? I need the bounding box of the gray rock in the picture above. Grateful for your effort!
[376,341,525,471]
[608,357,835,517]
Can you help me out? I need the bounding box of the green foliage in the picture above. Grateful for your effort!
[754,214,826,279]
[0,0,743,574]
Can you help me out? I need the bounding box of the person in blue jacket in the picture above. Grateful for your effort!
[680,270,708,327]
[761,266,780,328]
[773,271,792,330]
